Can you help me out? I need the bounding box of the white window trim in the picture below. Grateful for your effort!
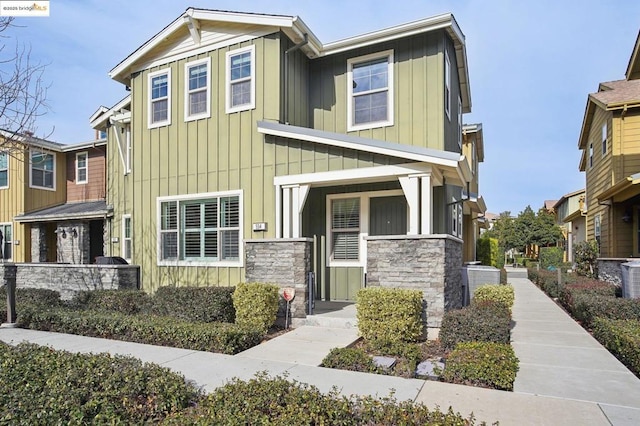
[76,151,88,184]
[226,45,256,114]
[347,49,394,132]
[184,57,211,122]
[156,190,244,267]
[29,149,56,191]
[122,214,132,262]
[148,68,171,129]
[125,126,132,174]
[0,222,12,261]
[326,189,403,268]
[0,151,8,189]
[445,50,451,120]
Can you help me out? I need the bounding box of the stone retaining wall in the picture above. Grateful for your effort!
[366,234,463,329]
[597,258,634,287]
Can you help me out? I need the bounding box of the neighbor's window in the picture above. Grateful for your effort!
[445,50,451,120]
[451,201,463,238]
[226,46,255,113]
[0,152,7,188]
[185,58,210,121]
[158,192,242,265]
[148,69,171,128]
[331,198,360,261]
[122,215,132,262]
[30,150,55,190]
[457,95,463,148]
[602,122,607,156]
[347,50,394,131]
[589,144,593,168]
[76,152,88,184]
[0,223,11,261]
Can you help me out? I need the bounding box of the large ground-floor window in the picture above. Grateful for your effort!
[157,191,242,266]
[0,223,12,261]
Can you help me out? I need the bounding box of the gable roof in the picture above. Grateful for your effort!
[626,30,640,80]
[109,8,471,112]
[578,79,640,150]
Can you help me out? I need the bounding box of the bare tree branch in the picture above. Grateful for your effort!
[0,17,52,158]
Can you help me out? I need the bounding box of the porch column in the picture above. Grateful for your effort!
[399,176,420,235]
[421,174,433,234]
[281,184,310,238]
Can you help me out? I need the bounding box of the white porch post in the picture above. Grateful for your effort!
[399,176,420,235]
[282,186,291,238]
[421,174,433,234]
[281,184,310,238]
[275,184,282,238]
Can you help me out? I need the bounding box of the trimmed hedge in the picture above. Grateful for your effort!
[570,294,640,328]
[0,342,201,424]
[472,284,514,311]
[439,301,511,350]
[162,373,481,425]
[233,282,280,333]
[443,342,519,391]
[477,237,500,267]
[592,318,640,376]
[17,307,263,355]
[70,289,151,315]
[356,287,424,346]
[151,286,236,323]
[320,347,381,373]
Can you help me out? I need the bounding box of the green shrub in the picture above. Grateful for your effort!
[539,246,564,269]
[592,318,640,376]
[559,279,617,314]
[439,301,511,350]
[232,282,280,333]
[151,286,236,323]
[356,287,424,346]
[477,237,500,267]
[70,289,151,315]
[17,307,262,354]
[443,342,519,391]
[570,294,640,328]
[533,269,578,298]
[472,284,514,310]
[320,347,380,373]
[162,373,480,425]
[0,343,201,424]
[574,240,599,277]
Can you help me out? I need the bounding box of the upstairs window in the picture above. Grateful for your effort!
[445,50,451,120]
[148,69,171,128]
[0,152,7,188]
[602,122,608,156]
[589,143,594,168]
[185,58,210,121]
[347,50,394,131]
[226,46,255,113]
[30,150,55,190]
[76,152,88,184]
[158,192,242,265]
[331,198,360,261]
[122,214,132,262]
[457,96,463,149]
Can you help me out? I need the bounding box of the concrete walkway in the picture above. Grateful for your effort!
[1,270,640,425]
[507,267,640,425]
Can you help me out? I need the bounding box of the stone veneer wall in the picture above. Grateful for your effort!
[56,222,90,264]
[245,238,313,321]
[366,234,463,328]
[597,258,637,287]
[14,263,139,300]
[30,225,48,262]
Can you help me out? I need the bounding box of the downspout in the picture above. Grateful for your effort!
[283,33,308,125]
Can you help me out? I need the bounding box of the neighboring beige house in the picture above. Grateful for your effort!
[578,31,640,258]
[90,8,483,324]
[552,189,586,263]
[461,123,486,262]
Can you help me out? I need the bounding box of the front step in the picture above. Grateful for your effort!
[291,301,358,329]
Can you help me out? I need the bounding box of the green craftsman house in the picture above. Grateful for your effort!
[91,8,484,327]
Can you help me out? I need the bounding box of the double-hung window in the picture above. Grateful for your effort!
[185,58,210,121]
[30,150,55,190]
[602,122,607,156]
[158,192,242,265]
[76,152,88,184]
[445,50,451,120]
[347,50,394,131]
[330,198,360,261]
[589,143,594,168]
[0,223,11,261]
[122,215,132,262]
[0,152,7,188]
[226,45,255,113]
[148,69,171,128]
[457,96,463,149]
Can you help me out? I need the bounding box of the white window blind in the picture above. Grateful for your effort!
[331,198,360,260]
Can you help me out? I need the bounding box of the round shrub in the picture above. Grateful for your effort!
[472,284,514,310]
[320,347,380,373]
[443,341,519,391]
[232,282,279,333]
[439,301,511,350]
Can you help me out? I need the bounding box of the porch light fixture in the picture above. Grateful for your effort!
[61,229,67,239]
[69,228,78,238]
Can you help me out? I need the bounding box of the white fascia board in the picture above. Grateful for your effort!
[321,13,454,57]
[257,122,461,169]
[0,129,63,151]
[274,163,435,187]
[60,139,107,152]
[89,106,109,124]
[90,96,131,129]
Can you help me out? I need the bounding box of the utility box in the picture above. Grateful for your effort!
[621,260,640,299]
[461,264,500,306]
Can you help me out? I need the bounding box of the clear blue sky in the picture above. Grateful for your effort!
[5,0,640,215]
